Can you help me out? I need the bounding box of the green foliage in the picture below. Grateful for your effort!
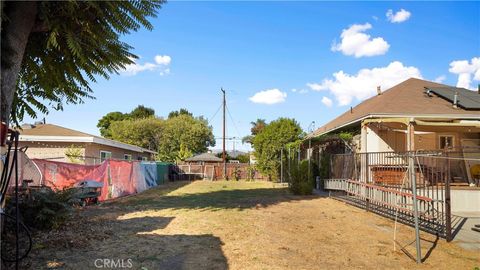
[176,143,193,162]
[8,1,164,126]
[157,114,215,162]
[236,153,250,164]
[64,144,83,164]
[252,118,303,181]
[13,188,76,230]
[242,119,266,145]
[97,105,155,138]
[97,111,126,138]
[129,105,155,119]
[338,131,354,141]
[168,108,193,119]
[109,117,163,151]
[246,165,256,181]
[288,160,314,195]
[231,167,241,181]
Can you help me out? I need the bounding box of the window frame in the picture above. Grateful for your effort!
[438,135,455,149]
[100,150,112,162]
[124,154,132,161]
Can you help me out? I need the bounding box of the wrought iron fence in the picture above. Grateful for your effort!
[321,149,475,240]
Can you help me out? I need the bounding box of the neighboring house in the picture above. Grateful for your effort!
[18,123,155,165]
[310,78,480,153]
[184,153,223,165]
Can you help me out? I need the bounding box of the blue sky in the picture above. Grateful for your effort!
[26,1,480,151]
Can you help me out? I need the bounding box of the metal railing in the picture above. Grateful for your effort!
[322,150,467,240]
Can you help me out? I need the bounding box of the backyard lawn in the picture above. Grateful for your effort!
[23,181,479,269]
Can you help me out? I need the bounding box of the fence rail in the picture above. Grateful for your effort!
[321,150,464,240]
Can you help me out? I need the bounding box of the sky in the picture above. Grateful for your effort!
[25,1,480,152]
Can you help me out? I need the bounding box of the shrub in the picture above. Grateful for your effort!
[288,160,314,195]
[7,188,76,230]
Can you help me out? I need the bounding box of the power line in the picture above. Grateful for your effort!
[207,103,223,124]
[225,104,242,139]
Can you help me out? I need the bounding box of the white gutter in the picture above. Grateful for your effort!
[310,113,480,138]
[20,135,155,154]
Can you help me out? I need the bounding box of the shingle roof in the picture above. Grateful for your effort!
[185,153,223,162]
[311,78,480,137]
[19,124,92,137]
[18,124,156,154]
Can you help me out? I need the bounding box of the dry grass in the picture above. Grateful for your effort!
[22,181,479,269]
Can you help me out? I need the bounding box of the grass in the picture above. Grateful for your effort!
[21,180,480,269]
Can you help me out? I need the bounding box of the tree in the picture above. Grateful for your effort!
[168,108,192,119]
[97,105,154,138]
[1,1,164,126]
[129,105,155,119]
[252,118,303,181]
[242,118,266,145]
[97,111,126,138]
[109,117,164,151]
[157,114,215,162]
[176,143,193,163]
[64,144,83,164]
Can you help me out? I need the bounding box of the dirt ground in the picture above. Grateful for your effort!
[20,181,479,269]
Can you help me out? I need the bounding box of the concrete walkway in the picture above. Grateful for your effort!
[452,211,480,251]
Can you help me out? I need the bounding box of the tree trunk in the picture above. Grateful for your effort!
[0,1,38,126]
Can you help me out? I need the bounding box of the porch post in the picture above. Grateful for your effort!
[407,119,415,152]
[361,123,368,153]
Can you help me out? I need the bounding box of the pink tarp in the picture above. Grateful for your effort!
[32,159,147,201]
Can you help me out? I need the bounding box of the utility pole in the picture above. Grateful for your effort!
[221,88,227,180]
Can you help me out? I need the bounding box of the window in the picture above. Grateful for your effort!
[100,151,112,162]
[142,156,148,161]
[439,135,454,149]
[124,154,132,161]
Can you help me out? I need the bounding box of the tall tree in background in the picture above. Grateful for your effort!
[157,114,215,162]
[97,105,155,138]
[242,118,267,145]
[252,118,302,181]
[109,117,163,151]
[168,108,192,119]
[129,105,155,119]
[97,111,126,138]
[1,1,164,126]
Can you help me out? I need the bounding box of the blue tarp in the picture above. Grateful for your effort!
[140,162,158,188]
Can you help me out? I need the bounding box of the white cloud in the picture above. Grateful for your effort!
[321,96,333,107]
[386,9,411,23]
[291,88,298,93]
[331,23,390,58]
[154,55,171,65]
[307,61,422,106]
[249,88,287,105]
[448,57,480,89]
[120,54,172,76]
[434,75,446,83]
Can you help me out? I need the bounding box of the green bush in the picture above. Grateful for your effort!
[288,160,314,195]
[7,188,76,230]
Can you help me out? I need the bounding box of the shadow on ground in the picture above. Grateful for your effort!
[22,216,228,270]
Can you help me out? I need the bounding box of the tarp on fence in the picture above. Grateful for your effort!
[140,162,157,188]
[156,162,171,185]
[31,159,163,201]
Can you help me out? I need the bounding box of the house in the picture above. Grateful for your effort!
[18,123,155,165]
[311,77,480,220]
[310,78,480,152]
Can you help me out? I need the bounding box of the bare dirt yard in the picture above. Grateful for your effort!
[22,181,479,269]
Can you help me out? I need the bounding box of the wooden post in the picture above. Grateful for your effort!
[221,88,227,180]
[407,121,415,152]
